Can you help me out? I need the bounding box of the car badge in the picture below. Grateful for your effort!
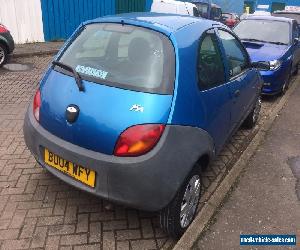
[66,105,80,123]
[130,104,144,113]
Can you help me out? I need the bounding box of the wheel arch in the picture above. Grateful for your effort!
[0,38,9,53]
[196,153,211,172]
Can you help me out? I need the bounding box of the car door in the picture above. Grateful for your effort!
[197,29,231,153]
[216,29,258,133]
[291,20,300,70]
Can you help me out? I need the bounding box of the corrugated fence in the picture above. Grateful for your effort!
[41,0,116,41]
[0,0,246,44]
[0,0,150,43]
[116,0,146,13]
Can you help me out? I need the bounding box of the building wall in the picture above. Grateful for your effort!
[40,0,116,41]
[0,0,149,43]
[245,0,300,12]
[116,0,146,13]
[0,0,44,44]
[146,0,153,11]
[213,0,244,14]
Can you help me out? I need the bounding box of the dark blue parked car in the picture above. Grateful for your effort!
[234,16,300,95]
[23,13,265,238]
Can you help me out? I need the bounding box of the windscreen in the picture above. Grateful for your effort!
[58,23,175,94]
[211,7,222,20]
[234,19,291,45]
[195,3,209,18]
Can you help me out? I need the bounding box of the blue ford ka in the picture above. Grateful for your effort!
[234,15,300,95]
[23,13,265,238]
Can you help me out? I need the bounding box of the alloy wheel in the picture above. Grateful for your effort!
[282,71,292,94]
[180,175,201,228]
[0,46,5,65]
[253,97,261,124]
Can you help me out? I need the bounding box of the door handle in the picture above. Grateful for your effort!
[234,90,240,97]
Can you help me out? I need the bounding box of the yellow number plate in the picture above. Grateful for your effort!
[44,149,96,188]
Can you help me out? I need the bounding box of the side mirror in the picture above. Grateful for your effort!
[294,37,299,44]
[251,61,270,71]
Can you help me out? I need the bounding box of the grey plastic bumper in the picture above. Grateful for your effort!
[23,105,214,211]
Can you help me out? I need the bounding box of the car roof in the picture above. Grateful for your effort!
[86,12,218,34]
[274,11,300,15]
[243,15,294,24]
[191,0,210,4]
[211,3,221,8]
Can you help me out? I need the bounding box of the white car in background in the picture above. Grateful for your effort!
[240,10,271,20]
[151,0,200,17]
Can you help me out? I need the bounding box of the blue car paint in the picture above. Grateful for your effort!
[164,23,232,152]
[39,13,261,155]
[24,13,263,212]
[245,43,289,62]
[260,59,292,94]
[40,70,173,155]
[244,42,293,94]
[236,16,300,95]
[168,23,260,152]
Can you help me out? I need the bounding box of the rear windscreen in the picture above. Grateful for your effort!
[57,23,175,94]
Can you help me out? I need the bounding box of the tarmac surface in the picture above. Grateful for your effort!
[0,47,295,249]
[196,80,300,250]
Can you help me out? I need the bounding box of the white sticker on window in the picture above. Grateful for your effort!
[76,65,108,80]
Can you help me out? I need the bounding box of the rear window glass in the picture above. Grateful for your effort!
[57,23,175,94]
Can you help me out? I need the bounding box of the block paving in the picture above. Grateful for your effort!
[0,55,281,249]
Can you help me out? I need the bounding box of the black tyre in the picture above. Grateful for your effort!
[160,165,202,239]
[293,64,298,75]
[243,96,261,129]
[0,43,8,67]
[281,71,291,95]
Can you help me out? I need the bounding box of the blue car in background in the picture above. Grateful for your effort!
[234,16,300,95]
[23,13,265,238]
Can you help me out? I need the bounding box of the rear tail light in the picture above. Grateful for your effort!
[33,89,41,122]
[0,24,8,33]
[114,124,165,157]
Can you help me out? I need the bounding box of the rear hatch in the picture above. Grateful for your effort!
[40,22,175,155]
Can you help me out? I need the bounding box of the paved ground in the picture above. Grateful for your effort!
[13,42,63,57]
[0,55,282,250]
[196,79,300,249]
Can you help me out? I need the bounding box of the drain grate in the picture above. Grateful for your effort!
[3,63,33,72]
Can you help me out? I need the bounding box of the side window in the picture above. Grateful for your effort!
[293,22,299,39]
[193,7,200,17]
[198,32,225,90]
[218,30,249,78]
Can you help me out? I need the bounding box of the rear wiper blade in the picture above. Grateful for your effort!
[52,61,84,92]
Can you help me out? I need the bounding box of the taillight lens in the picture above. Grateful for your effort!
[33,89,41,122]
[0,24,8,33]
[114,124,165,157]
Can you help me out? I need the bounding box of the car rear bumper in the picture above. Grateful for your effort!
[23,104,214,211]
